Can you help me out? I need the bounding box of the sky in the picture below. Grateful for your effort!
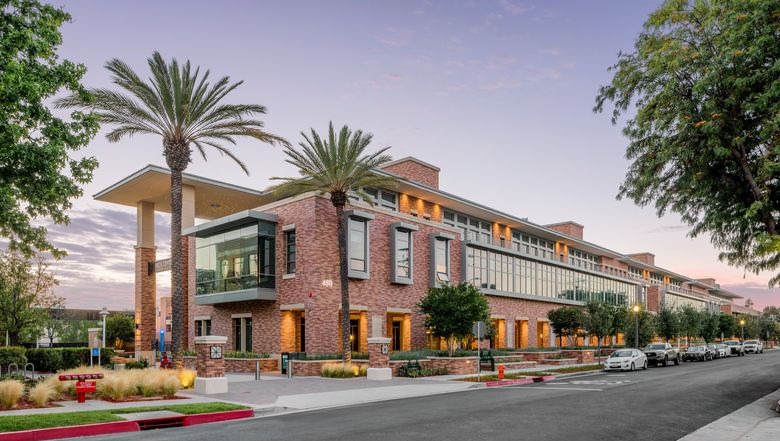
[36,0,779,311]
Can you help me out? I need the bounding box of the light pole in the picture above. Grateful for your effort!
[739,319,745,341]
[633,305,640,349]
[99,307,110,349]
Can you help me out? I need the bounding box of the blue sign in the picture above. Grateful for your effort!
[91,347,100,357]
[159,330,165,353]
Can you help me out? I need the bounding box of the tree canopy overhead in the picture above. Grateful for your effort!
[0,0,99,257]
[595,0,780,284]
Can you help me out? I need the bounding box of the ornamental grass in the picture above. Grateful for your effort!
[0,379,25,409]
[320,363,368,378]
[28,383,58,406]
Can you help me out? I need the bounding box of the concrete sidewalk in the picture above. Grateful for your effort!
[678,388,780,441]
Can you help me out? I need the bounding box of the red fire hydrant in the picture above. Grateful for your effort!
[498,365,505,380]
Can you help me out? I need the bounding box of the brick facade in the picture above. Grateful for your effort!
[134,246,156,352]
[544,222,584,240]
[381,157,440,189]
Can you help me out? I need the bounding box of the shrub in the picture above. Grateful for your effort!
[97,374,132,400]
[126,359,150,369]
[178,369,196,388]
[0,347,27,369]
[25,349,64,372]
[182,350,197,357]
[406,367,448,378]
[0,379,25,409]
[224,351,270,359]
[28,382,57,406]
[390,350,437,360]
[320,363,367,378]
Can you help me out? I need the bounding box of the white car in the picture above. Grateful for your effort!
[743,340,764,354]
[604,348,648,371]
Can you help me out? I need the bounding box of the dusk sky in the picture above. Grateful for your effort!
[42,0,779,311]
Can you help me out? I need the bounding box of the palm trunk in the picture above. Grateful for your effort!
[170,168,184,369]
[335,202,351,364]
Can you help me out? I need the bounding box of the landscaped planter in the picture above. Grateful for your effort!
[183,356,278,373]
[512,351,562,362]
[289,359,369,376]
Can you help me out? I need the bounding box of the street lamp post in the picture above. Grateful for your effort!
[99,307,110,349]
[739,319,745,341]
[633,305,640,349]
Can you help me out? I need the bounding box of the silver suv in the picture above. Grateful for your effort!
[743,340,763,354]
[723,340,745,356]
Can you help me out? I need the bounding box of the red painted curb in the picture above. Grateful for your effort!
[0,421,140,441]
[485,378,534,387]
[182,409,255,426]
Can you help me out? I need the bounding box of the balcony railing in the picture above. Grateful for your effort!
[196,272,275,295]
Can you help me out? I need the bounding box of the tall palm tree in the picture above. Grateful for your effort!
[272,123,396,363]
[57,52,288,365]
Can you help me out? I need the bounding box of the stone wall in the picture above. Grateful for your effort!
[183,356,278,373]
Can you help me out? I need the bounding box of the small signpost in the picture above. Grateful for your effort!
[90,347,100,367]
[473,321,486,382]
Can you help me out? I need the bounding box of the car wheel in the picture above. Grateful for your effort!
[674,355,680,365]
[630,362,635,371]
[643,360,647,370]
[662,355,668,367]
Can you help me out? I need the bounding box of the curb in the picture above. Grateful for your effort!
[0,409,255,441]
[485,378,534,387]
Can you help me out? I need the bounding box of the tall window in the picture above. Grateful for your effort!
[430,233,452,287]
[443,211,491,243]
[391,222,418,284]
[195,319,211,337]
[347,211,373,279]
[233,317,252,352]
[511,232,555,260]
[285,230,296,274]
[568,248,598,270]
[392,321,402,351]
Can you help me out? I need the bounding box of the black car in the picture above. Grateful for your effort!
[683,345,713,362]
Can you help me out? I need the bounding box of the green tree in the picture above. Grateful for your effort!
[610,305,631,347]
[272,123,397,363]
[623,309,656,349]
[700,312,721,343]
[679,305,703,344]
[417,282,490,357]
[0,0,99,257]
[718,313,737,339]
[584,301,613,361]
[656,307,680,343]
[57,320,99,343]
[42,300,66,346]
[595,0,780,285]
[105,313,134,350]
[58,52,288,365]
[0,251,59,345]
[547,306,585,347]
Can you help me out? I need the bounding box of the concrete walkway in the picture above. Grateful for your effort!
[678,388,780,441]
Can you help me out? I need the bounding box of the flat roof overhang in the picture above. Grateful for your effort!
[183,210,278,238]
[93,165,273,220]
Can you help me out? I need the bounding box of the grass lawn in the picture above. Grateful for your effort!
[458,363,604,382]
[0,402,248,433]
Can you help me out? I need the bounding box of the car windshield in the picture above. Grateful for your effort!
[688,347,702,352]
[645,344,665,350]
[745,340,758,344]
[611,350,633,358]
[725,341,737,346]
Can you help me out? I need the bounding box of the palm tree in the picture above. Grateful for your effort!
[57,52,288,366]
[272,123,396,363]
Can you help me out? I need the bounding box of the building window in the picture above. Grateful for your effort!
[346,210,374,279]
[392,321,402,351]
[443,210,491,243]
[568,248,598,270]
[233,316,253,352]
[511,232,555,260]
[390,222,418,284]
[285,230,296,274]
[195,319,211,337]
[348,187,398,211]
[350,319,360,352]
[430,233,454,287]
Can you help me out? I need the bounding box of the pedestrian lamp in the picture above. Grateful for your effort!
[739,319,745,341]
[99,307,110,349]
[633,305,640,349]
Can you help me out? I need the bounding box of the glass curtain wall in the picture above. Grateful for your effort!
[465,245,637,306]
[195,222,276,295]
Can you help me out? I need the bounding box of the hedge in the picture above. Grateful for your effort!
[23,348,115,372]
[0,347,27,369]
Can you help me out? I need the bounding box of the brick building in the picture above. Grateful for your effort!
[96,157,742,355]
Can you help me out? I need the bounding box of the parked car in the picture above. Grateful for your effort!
[683,345,713,362]
[604,348,648,372]
[708,344,725,359]
[723,340,745,356]
[712,344,729,358]
[743,340,763,354]
[642,343,680,366]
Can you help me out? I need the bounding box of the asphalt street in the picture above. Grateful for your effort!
[84,350,780,441]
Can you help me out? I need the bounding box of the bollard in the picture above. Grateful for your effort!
[498,365,505,380]
[287,359,293,379]
[255,360,261,380]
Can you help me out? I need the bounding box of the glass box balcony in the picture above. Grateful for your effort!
[185,210,277,305]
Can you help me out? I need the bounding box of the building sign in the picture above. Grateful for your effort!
[210,346,223,359]
[148,258,172,275]
[380,344,389,355]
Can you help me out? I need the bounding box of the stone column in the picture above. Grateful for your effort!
[135,201,156,357]
[194,335,229,394]
[88,328,101,348]
[367,315,392,380]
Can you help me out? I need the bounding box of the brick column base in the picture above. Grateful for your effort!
[367,337,392,380]
[194,335,228,394]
